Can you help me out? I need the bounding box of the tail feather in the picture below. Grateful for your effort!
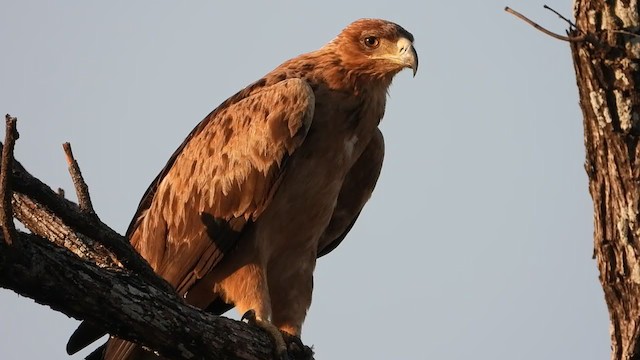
[67,321,107,355]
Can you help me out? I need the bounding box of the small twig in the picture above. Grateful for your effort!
[0,115,19,245]
[505,6,587,42]
[544,5,640,41]
[544,4,578,30]
[63,142,95,215]
[612,29,640,39]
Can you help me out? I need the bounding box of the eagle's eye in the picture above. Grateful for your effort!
[363,36,379,48]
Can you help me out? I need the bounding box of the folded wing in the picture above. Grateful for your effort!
[67,78,315,359]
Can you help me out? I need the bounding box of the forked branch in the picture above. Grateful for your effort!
[504,6,587,42]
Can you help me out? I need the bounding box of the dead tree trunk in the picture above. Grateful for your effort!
[571,1,640,359]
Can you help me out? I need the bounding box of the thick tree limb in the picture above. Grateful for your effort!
[507,2,640,359]
[0,230,312,360]
[12,192,120,268]
[7,154,173,293]
[570,1,640,360]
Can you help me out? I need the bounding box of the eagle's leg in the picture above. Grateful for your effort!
[241,309,289,360]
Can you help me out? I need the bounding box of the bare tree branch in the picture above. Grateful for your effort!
[12,192,120,268]
[0,230,312,360]
[543,5,578,30]
[8,156,173,293]
[62,142,96,215]
[504,6,587,42]
[0,115,18,245]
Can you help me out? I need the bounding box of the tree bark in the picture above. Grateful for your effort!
[0,127,312,359]
[571,1,640,359]
[0,231,297,360]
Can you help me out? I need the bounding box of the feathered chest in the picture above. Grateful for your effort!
[303,85,386,164]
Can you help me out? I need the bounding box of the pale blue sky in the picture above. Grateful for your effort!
[0,1,609,359]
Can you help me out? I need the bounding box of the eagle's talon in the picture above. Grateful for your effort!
[241,309,288,360]
[287,335,304,353]
[241,309,257,323]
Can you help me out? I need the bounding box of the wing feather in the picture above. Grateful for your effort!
[67,78,315,358]
[317,128,384,257]
[137,78,315,290]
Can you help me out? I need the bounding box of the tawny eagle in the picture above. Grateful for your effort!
[67,18,417,360]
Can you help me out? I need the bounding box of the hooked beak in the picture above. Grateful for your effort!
[396,37,418,77]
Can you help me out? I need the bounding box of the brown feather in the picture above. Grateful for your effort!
[317,128,385,257]
[68,18,416,360]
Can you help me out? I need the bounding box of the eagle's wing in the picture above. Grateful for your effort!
[132,78,314,294]
[66,78,315,357]
[318,128,384,257]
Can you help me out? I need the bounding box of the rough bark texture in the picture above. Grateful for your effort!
[0,138,313,359]
[8,155,172,293]
[571,1,640,359]
[0,231,309,360]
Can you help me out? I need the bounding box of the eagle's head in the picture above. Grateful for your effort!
[329,18,418,82]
